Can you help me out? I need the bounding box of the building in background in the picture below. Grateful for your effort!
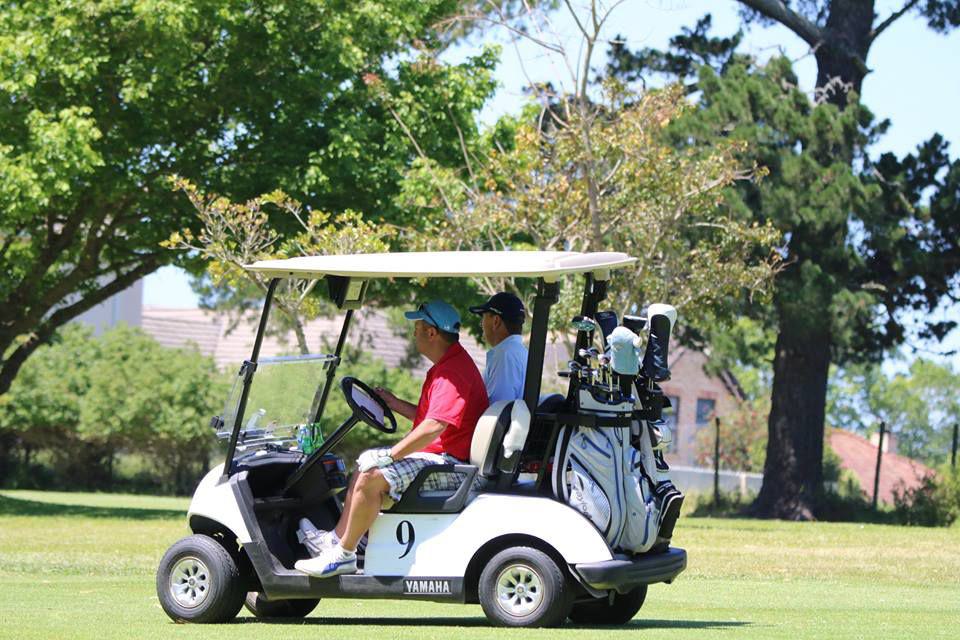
[72,280,143,334]
[828,429,933,506]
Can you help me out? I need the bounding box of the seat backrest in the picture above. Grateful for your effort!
[470,400,512,475]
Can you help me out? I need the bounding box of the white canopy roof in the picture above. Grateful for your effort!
[246,251,636,281]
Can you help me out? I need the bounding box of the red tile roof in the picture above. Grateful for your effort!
[828,428,934,505]
[141,306,487,376]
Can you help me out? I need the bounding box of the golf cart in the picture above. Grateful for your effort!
[156,251,687,627]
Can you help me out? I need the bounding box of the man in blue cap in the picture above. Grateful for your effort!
[295,300,488,579]
[469,292,528,404]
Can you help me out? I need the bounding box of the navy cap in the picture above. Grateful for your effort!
[469,292,525,323]
[404,300,461,334]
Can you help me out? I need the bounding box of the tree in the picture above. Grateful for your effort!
[828,359,960,466]
[608,2,960,519]
[0,0,495,397]
[163,179,395,355]
[400,1,783,333]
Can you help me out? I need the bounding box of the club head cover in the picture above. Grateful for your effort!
[607,326,641,375]
[502,400,531,459]
[642,304,677,382]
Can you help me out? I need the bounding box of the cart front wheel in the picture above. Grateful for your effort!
[568,586,647,625]
[478,546,572,627]
[156,534,245,623]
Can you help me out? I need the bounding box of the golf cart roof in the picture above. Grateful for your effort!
[246,251,636,281]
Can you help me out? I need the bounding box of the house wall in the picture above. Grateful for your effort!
[72,280,143,334]
[659,348,741,467]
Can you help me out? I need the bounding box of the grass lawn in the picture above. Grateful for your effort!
[0,489,958,639]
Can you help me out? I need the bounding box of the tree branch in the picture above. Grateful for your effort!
[0,257,161,397]
[738,0,823,48]
[871,0,920,43]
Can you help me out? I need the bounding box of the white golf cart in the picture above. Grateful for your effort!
[156,251,687,627]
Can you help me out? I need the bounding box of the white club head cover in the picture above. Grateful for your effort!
[646,303,677,334]
[652,423,673,451]
[502,401,531,459]
[607,326,641,375]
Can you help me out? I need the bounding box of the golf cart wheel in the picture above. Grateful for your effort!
[568,586,647,625]
[156,534,245,624]
[244,592,319,618]
[478,546,573,627]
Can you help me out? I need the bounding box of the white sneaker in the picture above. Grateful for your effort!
[295,544,357,578]
[297,519,340,557]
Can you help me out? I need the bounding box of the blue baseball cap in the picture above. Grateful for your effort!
[404,300,461,334]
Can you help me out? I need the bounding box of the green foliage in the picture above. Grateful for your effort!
[0,324,225,493]
[893,467,960,527]
[398,83,783,333]
[164,178,396,354]
[0,0,497,397]
[827,359,960,465]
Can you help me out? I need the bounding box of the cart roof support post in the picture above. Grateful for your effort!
[522,278,561,417]
[311,308,354,425]
[223,277,280,478]
[573,273,609,366]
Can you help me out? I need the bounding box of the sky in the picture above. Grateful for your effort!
[144,0,959,368]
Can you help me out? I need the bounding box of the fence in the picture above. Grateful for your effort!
[669,465,763,497]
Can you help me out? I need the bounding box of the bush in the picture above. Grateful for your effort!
[694,397,767,472]
[686,489,756,518]
[0,324,225,494]
[893,468,960,527]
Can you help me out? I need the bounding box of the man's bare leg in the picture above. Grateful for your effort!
[337,469,389,551]
[333,472,361,538]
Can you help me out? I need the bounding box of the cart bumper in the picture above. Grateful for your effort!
[574,547,687,593]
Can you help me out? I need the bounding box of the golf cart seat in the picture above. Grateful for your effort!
[388,398,536,513]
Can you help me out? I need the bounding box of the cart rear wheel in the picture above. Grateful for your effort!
[478,546,572,627]
[156,534,245,623]
[244,592,319,618]
[568,586,647,625]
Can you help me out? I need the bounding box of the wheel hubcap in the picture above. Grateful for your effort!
[495,563,543,617]
[169,556,210,609]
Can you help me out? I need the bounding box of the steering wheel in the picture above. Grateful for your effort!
[340,377,397,434]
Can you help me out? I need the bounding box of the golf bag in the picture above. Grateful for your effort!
[551,417,676,555]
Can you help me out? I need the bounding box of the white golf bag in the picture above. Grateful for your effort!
[551,418,673,555]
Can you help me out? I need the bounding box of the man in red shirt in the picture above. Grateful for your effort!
[296,300,488,578]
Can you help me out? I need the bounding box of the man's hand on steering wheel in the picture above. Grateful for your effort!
[373,386,399,411]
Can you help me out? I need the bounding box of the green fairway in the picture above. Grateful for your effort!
[0,489,958,639]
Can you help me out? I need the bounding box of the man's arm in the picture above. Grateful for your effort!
[374,387,417,421]
[388,418,447,460]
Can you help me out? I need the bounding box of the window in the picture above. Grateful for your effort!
[695,398,716,428]
[661,395,680,452]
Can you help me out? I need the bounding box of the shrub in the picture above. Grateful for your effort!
[892,468,960,527]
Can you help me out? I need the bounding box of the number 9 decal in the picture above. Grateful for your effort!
[396,520,415,559]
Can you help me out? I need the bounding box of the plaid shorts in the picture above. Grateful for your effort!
[368,449,468,502]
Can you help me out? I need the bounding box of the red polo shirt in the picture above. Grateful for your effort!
[415,342,489,461]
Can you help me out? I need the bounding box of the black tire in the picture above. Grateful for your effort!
[244,592,319,618]
[478,546,573,627]
[156,534,246,624]
[568,586,647,625]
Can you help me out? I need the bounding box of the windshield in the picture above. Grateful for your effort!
[217,353,337,451]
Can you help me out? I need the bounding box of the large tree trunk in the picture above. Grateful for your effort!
[813,1,873,102]
[748,0,875,519]
[752,322,831,519]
